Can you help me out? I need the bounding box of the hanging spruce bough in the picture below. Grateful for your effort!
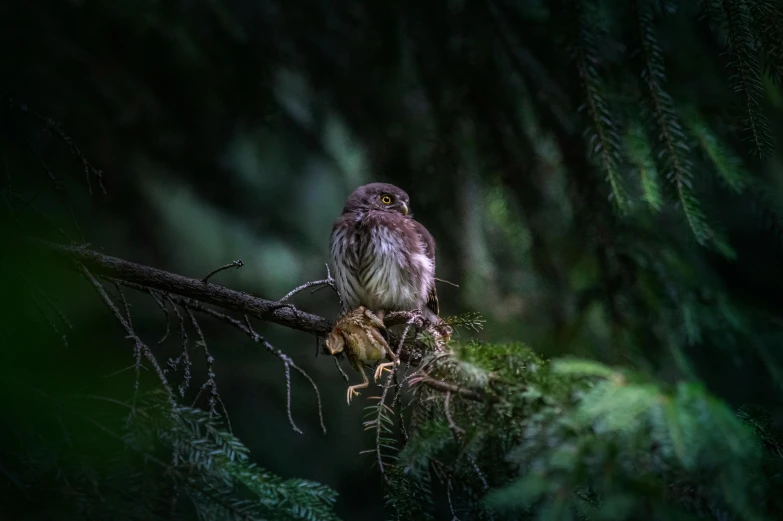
[551,0,781,252]
[703,0,774,157]
[568,0,630,213]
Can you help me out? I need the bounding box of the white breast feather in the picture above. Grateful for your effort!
[330,219,433,313]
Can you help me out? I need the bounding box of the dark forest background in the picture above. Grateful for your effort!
[1,1,783,520]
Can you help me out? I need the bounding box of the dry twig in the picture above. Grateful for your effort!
[202,259,244,284]
[79,265,176,408]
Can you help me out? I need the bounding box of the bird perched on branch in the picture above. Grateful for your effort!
[329,182,440,323]
[327,182,447,403]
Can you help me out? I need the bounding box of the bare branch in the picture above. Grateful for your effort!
[443,392,465,434]
[447,479,462,521]
[33,240,466,409]
[279,263,342,309]
[202,259,244,284]
[32,240,333,334]
[6,95,106,194]
[6,190,75,244]
[408,376,486,402]
[113,281,133,328]
[187,309,221,417]
[147,290,172,344]
[29,282,73,331]
[27,139,63,193]
[31,240,450,369]
[283,362,302,434]
[279,279,332,302]
[333,356,349,381]
[166,298,192,398]
[435,277,460,288]
[373,311,418,475]
[30,291,68,348]
[79,265,176,407]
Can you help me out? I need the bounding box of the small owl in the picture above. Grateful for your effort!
[329,182,440,323]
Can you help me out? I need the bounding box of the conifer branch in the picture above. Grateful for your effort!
[570,0,629,212]
[626,120,663,210]
[748,1,783,84]
[634,0,717,248]
[719,0,773,156]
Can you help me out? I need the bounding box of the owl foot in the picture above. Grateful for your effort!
[347,382,368,405]
[373,360,400,382]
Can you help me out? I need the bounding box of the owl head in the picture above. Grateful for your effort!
[342,182,410,216]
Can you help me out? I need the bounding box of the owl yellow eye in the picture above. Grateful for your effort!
[381,195,392,205]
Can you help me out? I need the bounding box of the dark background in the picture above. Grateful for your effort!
[2,1,783,519]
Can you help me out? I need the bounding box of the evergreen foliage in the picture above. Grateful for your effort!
[2,0,783,520]
[383,342,783,521]
[0,384,339,521]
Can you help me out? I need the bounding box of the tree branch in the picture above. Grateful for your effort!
[409,376,487,402]
[31,240,333,334]
[29,239,469,403]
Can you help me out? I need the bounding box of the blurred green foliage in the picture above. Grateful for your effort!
[2,0,783,519]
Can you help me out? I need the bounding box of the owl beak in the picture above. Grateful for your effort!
[400,202,408,216]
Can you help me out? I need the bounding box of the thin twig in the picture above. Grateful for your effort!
[283,362,301,434]
[392,370,410,442]
[187,309,220,418]
[7,191,74,243]
[447,479,461,521]
[27,139,63,192]
[279,279,332,302]
[333,356,349,381]
[241,315,326,435]
[281,263,343,309]
[110,284,329,434]
[30,291,68,348]
[67,203,86,244]
[166,299,192,398]
[113,281,133,328]
[100,364,147,379]
[373,311,419,475]
[468,454,490,491]
[409,376,486,402]
[184,308,234,433]
[148,290,172,344]
[435,277,460,288]
[6,95,106,194]
[444,391,465,434]
[202,259,244,284]
[32,285,73,330]
[79,265,175,407]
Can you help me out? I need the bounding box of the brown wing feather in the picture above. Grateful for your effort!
[411,219,439,317]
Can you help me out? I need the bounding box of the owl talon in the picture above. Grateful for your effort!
[347,380,369,404]
[373,360,399,382]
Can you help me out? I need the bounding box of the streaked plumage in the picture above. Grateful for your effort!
[329,182,440,322]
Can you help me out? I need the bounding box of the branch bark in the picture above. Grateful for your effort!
[31,240,333,335]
